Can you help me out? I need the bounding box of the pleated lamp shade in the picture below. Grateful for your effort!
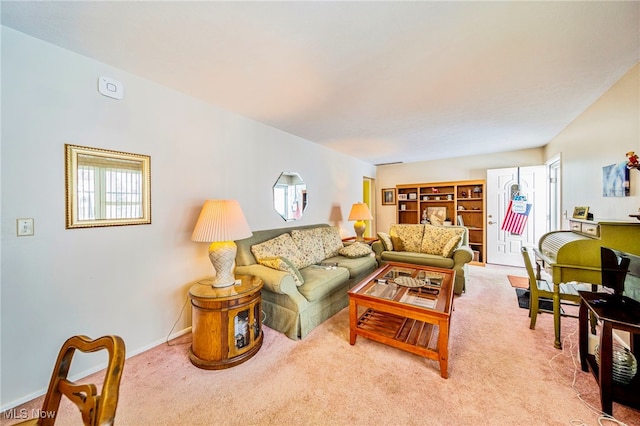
[191,200,253,287]
[348,202,373,221]
[348,202,373,242]
[191,200,252,243]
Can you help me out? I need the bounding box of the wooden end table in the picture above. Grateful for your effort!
[578,291,640,415]
[188,275,263,370]
[348,262,455,378]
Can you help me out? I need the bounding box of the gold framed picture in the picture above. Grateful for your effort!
[382,188,396,205]
[572,206,589,220]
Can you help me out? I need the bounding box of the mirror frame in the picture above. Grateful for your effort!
[65,144,151,229]
[273,172,308,222]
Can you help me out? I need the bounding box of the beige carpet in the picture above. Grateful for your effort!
[4,264,640,426]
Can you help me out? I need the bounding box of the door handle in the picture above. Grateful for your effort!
[488,221,495,225]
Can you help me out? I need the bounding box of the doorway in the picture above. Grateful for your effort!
[363,177,376,237]
[486,166,548,266]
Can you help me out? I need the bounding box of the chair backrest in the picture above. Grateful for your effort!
[521,246,537,288]
[38,335,125,426]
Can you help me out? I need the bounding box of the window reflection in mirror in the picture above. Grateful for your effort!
[65,144,151,228]
[273,172,307,221]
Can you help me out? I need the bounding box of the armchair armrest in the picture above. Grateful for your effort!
[452,245,474,265]
[234,264,310,308]
[371,240,386,263]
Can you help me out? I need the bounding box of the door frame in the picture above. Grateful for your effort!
[486,166,548,266]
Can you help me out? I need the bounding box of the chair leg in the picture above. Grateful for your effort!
[529,293,538,329]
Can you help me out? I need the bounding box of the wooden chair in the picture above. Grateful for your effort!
[521,247,592,345]
[16,335,126,426]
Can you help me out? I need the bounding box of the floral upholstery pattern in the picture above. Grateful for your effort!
[338,242,373,258]
[258,256,305,286]
[319,226,344,258]
[291,228,326,268]
[389,224,425,252]
[251,233,304,268]
[420,224,464,256]
[441,235,462,258]
[377,232,394,251]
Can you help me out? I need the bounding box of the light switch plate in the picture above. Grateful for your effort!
[17,218,34,236]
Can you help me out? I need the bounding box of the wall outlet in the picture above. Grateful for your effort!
[17,218,34,236]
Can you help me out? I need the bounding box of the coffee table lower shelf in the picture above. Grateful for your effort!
[352,308,446,377]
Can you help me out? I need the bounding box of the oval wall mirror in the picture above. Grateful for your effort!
[273,172,307,221]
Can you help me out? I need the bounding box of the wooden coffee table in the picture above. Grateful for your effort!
[348,262,455,378]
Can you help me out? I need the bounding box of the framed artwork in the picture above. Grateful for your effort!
[382,188,396,205]
[397,193,408,201]
[572,206,590,220]
[427,207,447,225]
[602,162,630,197]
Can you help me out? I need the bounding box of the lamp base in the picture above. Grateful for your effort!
[353,220,366,242]
[208,241,237,287]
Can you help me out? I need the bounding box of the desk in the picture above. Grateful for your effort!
[578,292,640,415]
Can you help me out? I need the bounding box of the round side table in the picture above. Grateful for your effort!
[188,274,263,370]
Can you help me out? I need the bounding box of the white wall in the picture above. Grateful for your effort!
[375,63,639,234]
[0,27,375,409]
[375,148,545,232]
[545,62,640,223]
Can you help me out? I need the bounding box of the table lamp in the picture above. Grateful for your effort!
[191,199,253,287]
[348,202,373,242]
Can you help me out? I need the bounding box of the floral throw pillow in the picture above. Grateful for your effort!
[338,242,373,258]
[251,233,304,269]
[389,224,425,252]
[291,228,326,268]
[420,225,464,256]
[319,226,344,258]
[441,235,462,258]
[258,256,305,286]
[377,232,394,251]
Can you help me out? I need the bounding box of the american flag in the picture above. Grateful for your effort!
[501,200,532,235]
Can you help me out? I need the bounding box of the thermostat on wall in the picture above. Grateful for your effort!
[98,76,124,100]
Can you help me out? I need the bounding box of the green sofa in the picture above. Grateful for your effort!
[372,224,473,295]
[235,223,377,340]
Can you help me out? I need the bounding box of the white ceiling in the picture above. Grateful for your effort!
[2,1,639,165]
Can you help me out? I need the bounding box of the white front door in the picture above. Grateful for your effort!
[486,166,548,266]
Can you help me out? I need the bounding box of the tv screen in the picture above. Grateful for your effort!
[601,247,640,301]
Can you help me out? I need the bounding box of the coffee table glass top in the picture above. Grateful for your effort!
[356,265,450,310]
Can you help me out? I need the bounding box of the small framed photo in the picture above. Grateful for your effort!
[572,206,590,220]
[408,193,417,200]
[382,188,396,205]
[397,193,408,201]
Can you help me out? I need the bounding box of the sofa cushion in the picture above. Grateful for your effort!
[338,242,373,258]
[420,225,464,256]
[319,226,344,258]
[297,266,350,302]
[258,256,305,286]
[291,228,326,267]
[389,224,424,252]
[251,233,304,269]
[325,254,377,278]
[377,232,394,251]
[380,250,455,269]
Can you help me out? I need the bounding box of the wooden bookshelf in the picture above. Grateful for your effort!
[396,180,486,265]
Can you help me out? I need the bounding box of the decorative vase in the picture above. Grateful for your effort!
[595,341,638,385]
